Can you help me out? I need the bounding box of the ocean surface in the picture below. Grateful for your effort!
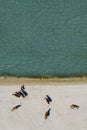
[0,0,87,77]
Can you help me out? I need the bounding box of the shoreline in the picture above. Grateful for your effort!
[0,76,87,85]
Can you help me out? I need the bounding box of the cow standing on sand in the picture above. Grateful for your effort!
[44,108,51,119]
[44,95,52,104]
[70,104,79,109]
[12,85,28,98]
[11,105,21,111]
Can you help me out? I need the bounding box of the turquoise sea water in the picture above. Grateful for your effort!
[0,0,87,77]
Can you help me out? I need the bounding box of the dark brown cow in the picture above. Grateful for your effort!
[12,91,25,98]
[44,108,51,119]
[11,105,21,111]
[44,97,50,104]
[44,95,52,104]
[12,92,21,98]
[21,85,28,97]
[70,104,79,109]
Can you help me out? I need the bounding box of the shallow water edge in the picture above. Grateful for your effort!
[0,75,87,86]
[1,72,87,78]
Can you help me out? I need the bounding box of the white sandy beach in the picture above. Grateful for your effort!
[0,77,87,130]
